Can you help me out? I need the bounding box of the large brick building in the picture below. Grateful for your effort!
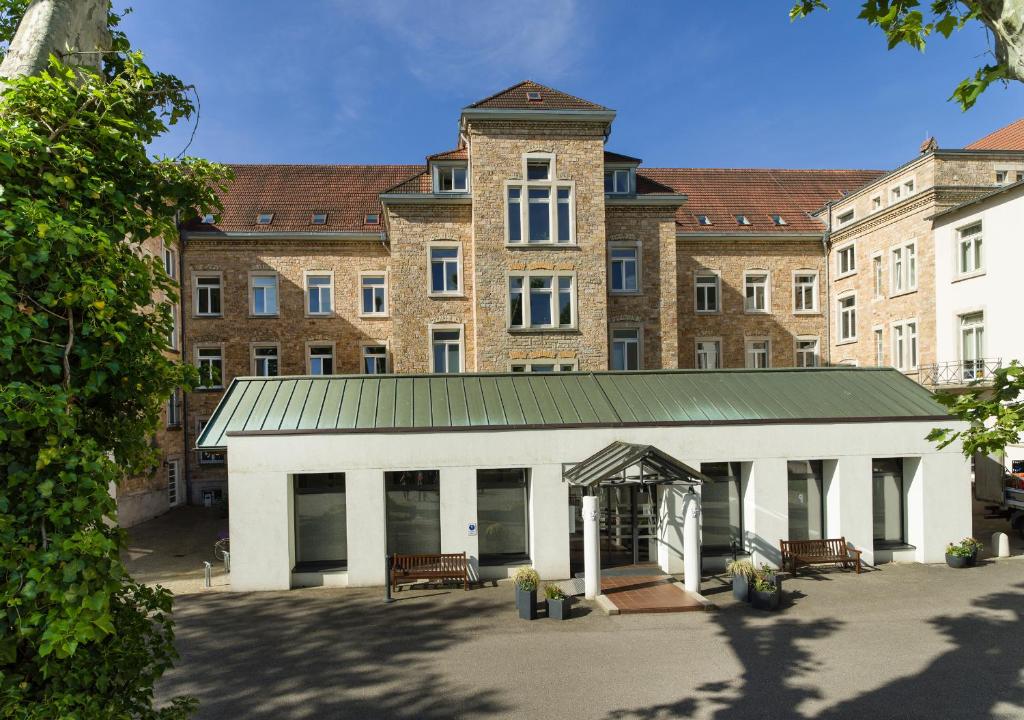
[123,82,1023,516]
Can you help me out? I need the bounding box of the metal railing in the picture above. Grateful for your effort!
[921,358,1001,388]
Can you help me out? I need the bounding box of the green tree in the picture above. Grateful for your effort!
[0,6,229,718]
[929,361,1024,457]
[791,1,1024,109]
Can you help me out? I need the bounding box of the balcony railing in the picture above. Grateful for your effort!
[921,358,1001,388]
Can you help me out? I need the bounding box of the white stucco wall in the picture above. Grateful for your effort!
[224,419,970,591]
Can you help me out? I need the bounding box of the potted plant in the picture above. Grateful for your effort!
[946,537,983,568]
[750,565,781,611]
[545,583,571,620]
[512,566,540,620]
[726,559,755,602]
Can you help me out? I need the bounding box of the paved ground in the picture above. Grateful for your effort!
[123,506,230,593]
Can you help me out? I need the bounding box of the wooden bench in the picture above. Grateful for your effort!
[391,552,469,591]
[780,537,862,576]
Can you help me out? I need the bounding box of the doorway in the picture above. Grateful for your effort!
[569,484,659,571]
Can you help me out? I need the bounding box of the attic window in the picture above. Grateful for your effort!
[526,91,542,102]
[696,215,712,226]
[771,214,787,226]
[365,213,380,225]
[735,215,751,226]
[201,213,215,225]
[311,213,328,225]
[256,213,274,225]
[837,209,855,226]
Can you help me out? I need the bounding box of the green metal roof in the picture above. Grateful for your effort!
[195,368,951,449]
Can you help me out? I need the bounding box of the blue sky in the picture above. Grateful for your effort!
[119,1,1024,171]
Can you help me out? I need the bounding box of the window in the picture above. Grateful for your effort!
[891,242,917,293]
[960,312,985,379]
[696,339,721,369]
[510,361,577,373]
[162,245,177,279]
[256,212,274,225]
[507,155,573,244]
[700,462,743,552]
[436,165,468,192]
[695,272,720,313]
[836,244,855,276]
[890,185,902,203]
[891,321,918,371]
[308,345,334,375]
[735,214,751,226]
[788,460,824,541]
[744,272,768,313]
[306,273,333,315]
[838,295,857,342]
[610,327,641,370]
[386,470,441,555]
[957,223,983,275]
[837,209,854,226]
[311,212,328,225]
[508,273,574,329]
[197,418,226,465]
[294,473,347,569]
[250,274,278,316]
[201,213,215,225]
[526,90,542,101]
[872,458,905,547]
[745,338,770,369]
[252,345,279,376]
[477,469,529,563]
[874,328,884,366]
[903,179,915,195]
[167,389,181,427]
[429,245,461,295]
[609,244,639,293]
[360,274,387,316]
[872,254,884,298]
[871,195,882,211]
[771,214,787,226]
[168,303,179,350]
[1018,171,1024,182]
[196,347,223,389]
[194,274,222,316]
[795,338,819,368]
[167,460,180,506]
[431,327,462,373]
[996,170,1008,184]
[604,169,630,194]
[793,272,817,313]
[696,215,712,226]
[365,213,380,225]
[362,345,388,374]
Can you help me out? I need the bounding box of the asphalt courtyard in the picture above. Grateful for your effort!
[152,552,1024,719]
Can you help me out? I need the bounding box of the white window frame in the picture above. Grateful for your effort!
[836,243,856,277]
[167,459,181,506]
[248,271,279,317]
[903,178,915,196]
[959,311,985,377]
[429,324,464,374]
[195,344,224,389]
[192,271,223,317]
[837,292,857,343]
[433,163,469,193]
[361,343,389,374]
[890,319,919,372]
[304,271,335,317]
[306,341,336,376]
[870,194,882,212]
[795,337,819,368]
[250,342,280,377]
[505,152,576,246]
[604,168,632,195]
[872,252,884,299]
[745,337,771,369]
[695,338,722,370]
[792,270,818,314]
[509,359,579,373]
[610,325,643,371]
[743,270,770,314]
[168,302,179,351]
[166,388,181,428]
[874,326,884,367]
[890,241,917,295]
[956,221,984,278]
[890,185,902,203]
[162,243,177,280]
[837,209,855,226]
[996,170,1009,185]
[427,241,463,297]
[694,271,721,314]
[359,272,389,317]
[608,241,641,295]
[507,271,576,330]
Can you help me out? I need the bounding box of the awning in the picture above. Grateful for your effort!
[562,441,709,487]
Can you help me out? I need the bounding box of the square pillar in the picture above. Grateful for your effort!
[746,458,788,568]
[345,469,387,586]
[529,465,570,580]
[915,453,972,563]
[440,467,479,576]
[229,471,292,591]
[825,456,875,567]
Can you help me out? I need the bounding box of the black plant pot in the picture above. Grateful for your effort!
[732,575,751,602]
[547,597,571,620]
[946,553,970,569]
[750,588,780,611]
[967,549,978,567]
[515,585,537,620]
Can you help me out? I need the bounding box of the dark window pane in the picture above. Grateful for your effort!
[477,469,528,561]
[700,462,743,550]
[386,470,441,554]
[787,460,824,541]
[295,473,346,565]
[431,262,444,292]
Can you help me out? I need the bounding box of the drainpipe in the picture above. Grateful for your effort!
[178,220,192,506]
[822,201,833,367]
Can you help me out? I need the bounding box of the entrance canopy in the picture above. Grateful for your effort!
[563,441,708,488]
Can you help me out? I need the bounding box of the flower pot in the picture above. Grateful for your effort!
[732,574,750,602]
[547,597,571,620]
[967,549,978,567]
[515,585,537,620]
[946,553,970,569]
[750,588,780,611]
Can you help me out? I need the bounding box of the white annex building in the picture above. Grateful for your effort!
[196,367,971,592]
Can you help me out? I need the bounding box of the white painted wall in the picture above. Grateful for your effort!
[224,418,969,591]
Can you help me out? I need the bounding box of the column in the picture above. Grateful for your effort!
[825,456,875,567]
[440,467,479,577]
[229,471,292,591]
[682,489,701,593]
[916,452,972,563]
[345,469,388,586]
[746,458,788,568]
[529,465,570,579]
[583,494,601,599]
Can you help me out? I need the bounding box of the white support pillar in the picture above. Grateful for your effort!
[582,494,601,599]
[683,489,701,593]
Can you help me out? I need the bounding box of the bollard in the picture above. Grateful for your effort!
[223,551,231,573]
[203,561,212,589]
[993,531,1010,558]
[384,553,394,604]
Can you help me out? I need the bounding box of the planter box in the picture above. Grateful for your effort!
[750,588,780,611]
[547,597,571,620]
[732,575,750,602]
[515,585,537,620]
[946,553,970,569]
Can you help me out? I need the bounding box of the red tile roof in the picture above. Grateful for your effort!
[965,118,1024,150]
[642,168,885,233]
[466,81,609,111]
[427,147,468,161]
[185,164,423,233]
[605,150,643,164]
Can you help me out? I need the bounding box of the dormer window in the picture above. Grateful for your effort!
[201,213,215,225]
[526,159,551,181]
[736,215,751,226]
[435,165,468,192]
[696,215,712,226]
[526,91,542,102]
[604,169,630,194]
[771,214,787,226]
[837,209,854,226]
[311,213,328,225]
[365,213,380,225]
[256,213,273,225]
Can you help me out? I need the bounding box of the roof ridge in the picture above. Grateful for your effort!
[642,167,884,174]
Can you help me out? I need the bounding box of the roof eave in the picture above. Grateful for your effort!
[460,108,616,124]
[605,194,687,207]
[183,230,387,241]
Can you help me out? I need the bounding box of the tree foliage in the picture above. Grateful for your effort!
[928,361,1024,458]
[0,9,229,718]
[790,1,1020,109]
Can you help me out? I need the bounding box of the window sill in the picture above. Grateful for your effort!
[248,314,280,319]
[873,541,915,551]
[610,290,643,296]
[793,310,821,316]
[428,293,466,299]
[889,288,917,299]
[508,327,580,334]
[835,271,857,280]
[305,313,336,319]
[479,555,531,567]
[359,314,390,320]
[193,314,224,320]
[505,243,579,250]
[694,310,721,315]
[743,309,770,315]
[293,561,347,573]
[835,337,858,346]
[952,271,985,283]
